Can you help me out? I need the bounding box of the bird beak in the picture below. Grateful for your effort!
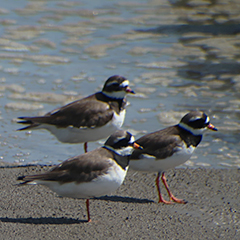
[207,123,218,131]
[125,86,135,94]
[133,142,143,150]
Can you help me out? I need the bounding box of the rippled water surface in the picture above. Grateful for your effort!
[0,0,239,168]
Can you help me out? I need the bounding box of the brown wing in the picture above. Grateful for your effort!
[18,148,114,184]
[18,93,114,129]
[131,126,182,160]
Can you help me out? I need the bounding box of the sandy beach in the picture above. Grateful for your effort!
[0,166,239,239]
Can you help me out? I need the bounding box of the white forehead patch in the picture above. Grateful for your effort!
[120,80,129,88]
[129,135,135,144]
[205,116,210,124]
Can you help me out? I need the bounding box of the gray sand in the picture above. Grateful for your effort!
[0,166,239,240]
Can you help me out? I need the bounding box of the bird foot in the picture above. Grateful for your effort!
[158,198,174,204]
[170,196,187,204]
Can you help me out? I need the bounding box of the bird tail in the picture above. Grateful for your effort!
[17,175,41,185]
[17,117,40,131]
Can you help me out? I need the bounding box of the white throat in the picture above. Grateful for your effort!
[104,145,134,157]
[179,122,207,136]
[102,91,126,99]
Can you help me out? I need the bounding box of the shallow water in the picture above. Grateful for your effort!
[0,0,239,168]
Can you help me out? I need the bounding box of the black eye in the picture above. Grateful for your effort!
[204,121,210,127]
[105,82,122,92]
[111,83,119,87]
[188,118,206,129]
[110,82,118,85]
[113,132,132,149]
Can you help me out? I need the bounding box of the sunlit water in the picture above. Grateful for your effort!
[0,0,239,168]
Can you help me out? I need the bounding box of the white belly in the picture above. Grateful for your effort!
[37,110,126,143]
[35,165,128,199]
[130,145,195,173]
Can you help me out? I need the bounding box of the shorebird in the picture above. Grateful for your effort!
[17,75,135,152]
[17,130,142,222]
[130,111,217,204]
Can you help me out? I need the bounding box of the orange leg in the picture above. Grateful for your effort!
[86,199,92,222]
[156,172,173,204]
[84,142,88,153]
[161,172,187,204]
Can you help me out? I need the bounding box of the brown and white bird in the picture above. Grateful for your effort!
[17,130,142,222]
[130,111,217,204]
[17,75,135,152]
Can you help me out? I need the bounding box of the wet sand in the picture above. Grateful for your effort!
[0,166,239,239]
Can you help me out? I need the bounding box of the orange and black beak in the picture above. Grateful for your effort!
[133,142,143,150]
[207,123,218,131]
[125,86,135,94]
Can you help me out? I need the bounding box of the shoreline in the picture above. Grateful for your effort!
[1,166,239,239]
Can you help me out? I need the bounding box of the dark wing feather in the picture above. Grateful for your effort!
[18,148,114,184]
[46,99,113,128]
[18,93,114,129]
[131,126,182,160]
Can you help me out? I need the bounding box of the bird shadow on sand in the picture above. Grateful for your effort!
[0,217,87,224]
[94,195,154,203]
[0,197,154,225]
